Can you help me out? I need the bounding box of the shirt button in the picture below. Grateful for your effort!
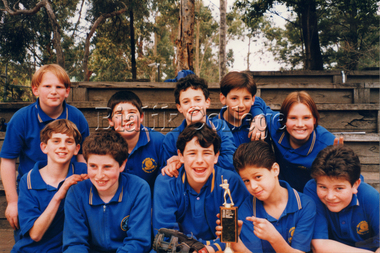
[342,221,346,225]
[196,197,200,200]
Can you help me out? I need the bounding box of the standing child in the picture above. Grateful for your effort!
[161,74,236,177]
[216,140,316,253]
[219,71,266,146]
[153,123,249,252]
[0,64,89,234]
[11,119,87,252]
[259,91,337,192]
[304,145,379,252]
[63,130,151,252]
[107,90,164,194]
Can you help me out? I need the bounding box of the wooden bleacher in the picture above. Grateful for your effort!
[0,70,379,228]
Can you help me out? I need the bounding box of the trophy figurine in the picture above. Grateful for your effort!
[220,176,238,253]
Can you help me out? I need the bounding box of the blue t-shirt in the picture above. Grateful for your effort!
[0,99,89,182]
[123,126,164,194]
[239,180,316,253]
[304,178,380,251]
[152,165,250,252]
[161,117,236,171]
[12,161,87,253]
[63,173,151,253]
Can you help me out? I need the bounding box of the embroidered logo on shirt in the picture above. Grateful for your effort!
[142,158,157,173]
[121,215,130,231]
[288,227,295,243]
[357,221,369,235]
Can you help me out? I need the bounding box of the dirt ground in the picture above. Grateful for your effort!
[0,229,14,252]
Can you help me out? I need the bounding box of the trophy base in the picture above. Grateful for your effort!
[220,206,238,243]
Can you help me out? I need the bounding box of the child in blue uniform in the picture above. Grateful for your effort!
[304,145,379,252]
[218,71,266,146]
[161,74,236,177]
[107,90,164,194]
[216,140,316,253]
[0,64,89,233]
[12,119,88,253]
[63,130,151,253]
[153,123,249,253]
[256,91,337,192]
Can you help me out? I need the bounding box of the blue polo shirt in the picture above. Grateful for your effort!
[161,117,236,171]
[124,126,164,194]
[63,173,151,253]
[260,103,336,192]
[304,179,380,251]
[12,161,87,253]
[0,99,89,183]
[218,96,267,147]
[239,180,316,253]
[153,165,249,252]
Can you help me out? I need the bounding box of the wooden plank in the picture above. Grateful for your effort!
[261,90,353,104]
[344,142,379,164]
[370,88,379,104]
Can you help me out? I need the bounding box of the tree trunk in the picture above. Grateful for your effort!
[176,0,195,73]
[195,0,200,76]
[130,10,136,80]
[300,0,323,70]
[83,3,128,81]
[219,0,227,80]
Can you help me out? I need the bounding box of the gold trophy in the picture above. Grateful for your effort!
[220,176,238,253]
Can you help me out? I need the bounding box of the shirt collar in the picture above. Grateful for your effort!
[27,161,75,190]
[129,125,150,156]
[181,166,216,194]
[89,175,125,206]
[277,130,316,156]
[219,106,251,131]
[36,99,68,123]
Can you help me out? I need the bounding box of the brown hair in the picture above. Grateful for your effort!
[31,64,71,89]
[174,74,209,105]
[311,145,361,186]
[40,119,82,144]
[280,91,319,128]
[82,130,129,166]
[220,71,257,97]
[107,90,143,118]
[233,141,276,173]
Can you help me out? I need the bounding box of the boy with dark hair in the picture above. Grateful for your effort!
[0,64,89,234]
[304,145,379,252]
[12,119,87,252]
[162,74,237,177]
[63,130,151,252]
[107,90,164,193]
[153,123,249,252]
[219,71,266,146]
[216,140,316,252]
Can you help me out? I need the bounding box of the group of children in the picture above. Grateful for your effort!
[0,64,378,252]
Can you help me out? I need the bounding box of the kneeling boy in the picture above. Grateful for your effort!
[12,119,87,252]
[63,130,151,252]
[304,145,379,252]
[153,123,249,252]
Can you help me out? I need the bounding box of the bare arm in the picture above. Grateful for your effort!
[312,239,375,253]
[1,158,19,229]
[29,174,86,242]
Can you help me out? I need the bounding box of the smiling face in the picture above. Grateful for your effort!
[178,137,219,193]
[87,154,126,200]
[41,132,80,166]
[316,176,360,213]
[220,88,255,126]
[238,164,279,202]
[176,88,210,125]
[32,71,70,113]
[285,103,316,149]
[108,102,143,139]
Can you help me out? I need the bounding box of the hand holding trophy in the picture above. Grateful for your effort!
[219,176,238,253]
